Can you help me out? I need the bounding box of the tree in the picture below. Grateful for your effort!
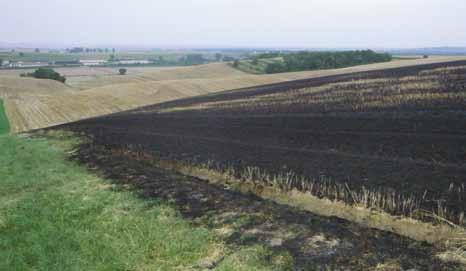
[69,47,84,53]
[215,53,223,62]
[35,48,40,53]
[265,62,287,73]
[223,56,235,62]
[119,68,127,75]
[183,54,205,65]
[23,68,66,83]
[19,52,25,57]
[233,60,240,68]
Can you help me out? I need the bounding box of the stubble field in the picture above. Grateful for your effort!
[2,56,466,133]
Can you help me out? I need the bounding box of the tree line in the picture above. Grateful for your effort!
[264,50,392,73]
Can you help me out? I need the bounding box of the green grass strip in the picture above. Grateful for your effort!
[0,99,9,134]
[0,133,216,270]
[0,132,293,270]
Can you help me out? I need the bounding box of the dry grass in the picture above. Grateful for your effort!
[65,63,248,90]
[2,56,466,133]
[0,76,74,99]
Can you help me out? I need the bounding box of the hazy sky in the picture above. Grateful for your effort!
[2,0,466,48]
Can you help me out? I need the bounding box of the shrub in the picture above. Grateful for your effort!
[22,68,66,83]
[119,68,127,75]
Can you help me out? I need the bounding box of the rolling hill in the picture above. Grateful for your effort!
[2,56,466,133]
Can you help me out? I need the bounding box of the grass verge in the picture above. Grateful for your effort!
[0,99,9,134]
[0,132,292,270]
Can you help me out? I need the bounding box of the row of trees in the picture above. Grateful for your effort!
[108,54,216,66]
[67,47,116,54]
[264,50,392,73]
[212,53,235,62]
[179,54,207,65]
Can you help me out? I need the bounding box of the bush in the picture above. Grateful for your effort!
[119,68,127,75]
[22,68,66,83]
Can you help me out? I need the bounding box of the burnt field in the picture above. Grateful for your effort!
[60,61,466,225]
[68,141,460,270]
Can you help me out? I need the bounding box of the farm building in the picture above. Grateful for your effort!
[80,59,107,66]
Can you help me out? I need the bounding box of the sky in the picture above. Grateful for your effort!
[2,0,466,49]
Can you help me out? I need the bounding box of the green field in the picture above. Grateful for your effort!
[0,99,9,134]
[0,132,292,270]
[0,51,244,64]
[0,52,79,63]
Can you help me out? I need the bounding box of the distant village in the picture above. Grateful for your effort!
[0,59,153,69]
[0,47,178,69]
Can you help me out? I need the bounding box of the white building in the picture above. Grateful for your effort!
[80,59,107,66]
[117,60,151,65]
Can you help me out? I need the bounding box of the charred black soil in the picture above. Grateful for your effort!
[60,61,466,224]
[72,142,459,270]
[52,61,466,269]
